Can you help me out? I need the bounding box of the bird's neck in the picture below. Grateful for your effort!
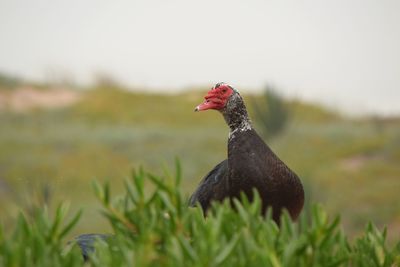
[221,94,252,139]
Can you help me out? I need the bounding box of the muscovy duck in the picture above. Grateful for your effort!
[73,234,111,261]
[189,83,304,222]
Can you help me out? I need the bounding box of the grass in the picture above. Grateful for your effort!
[0,86,399,244]
[1,164,399,267]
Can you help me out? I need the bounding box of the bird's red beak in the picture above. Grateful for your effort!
[195,84,233,112]
[194,98,224,112]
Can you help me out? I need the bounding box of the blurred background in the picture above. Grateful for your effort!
[0,0,399,242]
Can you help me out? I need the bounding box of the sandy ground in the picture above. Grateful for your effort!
[0,87,81,112]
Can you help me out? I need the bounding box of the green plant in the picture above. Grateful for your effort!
[1,163,399,267]
[0,203,83,267]
[89,162,400,266]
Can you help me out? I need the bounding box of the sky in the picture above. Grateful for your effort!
[0,0,399,115]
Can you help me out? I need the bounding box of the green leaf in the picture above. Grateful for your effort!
[147,173,172,194]
[92,180,104,202]
[59,209,82,239]
[177,235,198,262]
[233,198,249,224]
[214,233,240,265]
[132,167,145,198]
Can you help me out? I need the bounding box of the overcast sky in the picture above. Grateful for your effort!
[0,0,399,115]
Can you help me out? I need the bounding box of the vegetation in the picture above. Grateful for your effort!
[1,164,399,267]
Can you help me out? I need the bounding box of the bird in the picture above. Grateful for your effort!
[189,82,304,222]
[73,234,112,261]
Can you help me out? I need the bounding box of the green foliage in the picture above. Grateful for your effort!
[252,86,290,139]
[0,203,83,267]
[3,164,398,267]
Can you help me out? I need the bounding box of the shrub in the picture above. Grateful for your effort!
[1,162,399,266]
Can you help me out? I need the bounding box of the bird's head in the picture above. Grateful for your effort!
[194,82,237,112]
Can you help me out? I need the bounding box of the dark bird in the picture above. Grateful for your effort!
[73,234,111,261]
[189,83,304,222]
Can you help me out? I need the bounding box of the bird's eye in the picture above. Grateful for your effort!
[222,89,227,93]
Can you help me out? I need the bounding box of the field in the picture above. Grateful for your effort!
[0,85,399,245]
